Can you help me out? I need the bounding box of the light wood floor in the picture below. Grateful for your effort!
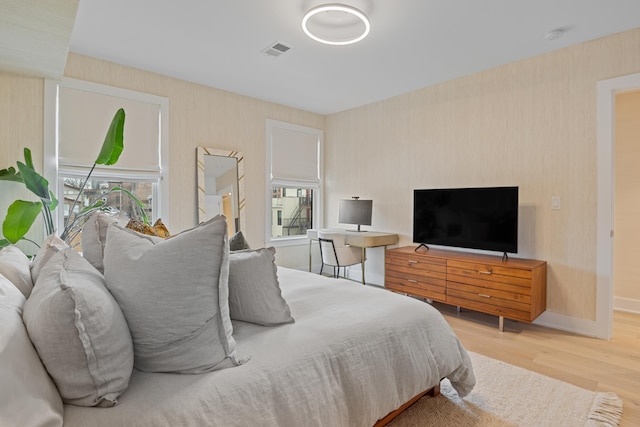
[433,303,640,426]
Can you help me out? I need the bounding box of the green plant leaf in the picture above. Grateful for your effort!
[0,166,23,183]
[23,147,35,170]
[95,108,125,166]
[48,190,59,211]
[16,161,51,203]
[112,186,149,224]
[0,239,10,249]
[2,200,42,244]
[80,198,105,213]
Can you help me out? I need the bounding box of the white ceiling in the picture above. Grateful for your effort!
[69,0,640,115]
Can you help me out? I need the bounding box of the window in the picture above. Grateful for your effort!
[266,120,322,244]
[44,78,169,246]
[61,177,154,221]
[271,186,313,237]
[60,176,156,247]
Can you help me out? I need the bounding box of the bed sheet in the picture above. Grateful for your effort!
[64,267,475,427]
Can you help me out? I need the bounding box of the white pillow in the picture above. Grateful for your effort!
[229,247,294,326]
[23,248,134,407]
[0,245,33,298]
[0,274,64,427]
[103,216,247,373]
[30,234,68,283]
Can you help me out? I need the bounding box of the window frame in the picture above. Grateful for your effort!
[265,119,323,246]
[44,78,170,233]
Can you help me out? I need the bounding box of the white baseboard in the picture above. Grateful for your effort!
[533,311,599,338]
[613,296,640,314]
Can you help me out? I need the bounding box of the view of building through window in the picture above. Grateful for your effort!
[62,177,154,225]
[271,186,313,238]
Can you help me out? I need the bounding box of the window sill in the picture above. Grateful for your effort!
[266,236,310,248]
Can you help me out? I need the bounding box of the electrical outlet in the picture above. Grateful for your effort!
[551,196,561,210]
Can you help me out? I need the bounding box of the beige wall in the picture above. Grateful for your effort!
[0,72,46,253]
[614,89,640,312]
[0,73,43,167]
[325,28,640,321]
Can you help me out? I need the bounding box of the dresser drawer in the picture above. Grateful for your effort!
[446,259,533,293]
[446,259,533,320]
[446,293,532,322]
[386,252,446,301]
[446,281,531,305]
[385,277,446,301]
[386,252,446,274]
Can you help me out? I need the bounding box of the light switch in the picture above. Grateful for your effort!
[551,196,561,210]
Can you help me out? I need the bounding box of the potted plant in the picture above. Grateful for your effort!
[0,108,148,250]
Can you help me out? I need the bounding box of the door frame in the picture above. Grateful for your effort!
[596,72,640,339]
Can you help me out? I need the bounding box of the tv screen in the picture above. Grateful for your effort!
[413,186,518,254]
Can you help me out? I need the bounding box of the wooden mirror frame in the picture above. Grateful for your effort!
[196,147,245,232]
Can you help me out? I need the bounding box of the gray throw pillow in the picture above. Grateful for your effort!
[103,215,246,373]
[81,211,118,273]
[23,248,134,407]
[228,247,294,326]
[229,230,250,251]
[30,234,68,283]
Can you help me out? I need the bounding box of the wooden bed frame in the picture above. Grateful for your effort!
[374,382,441,426]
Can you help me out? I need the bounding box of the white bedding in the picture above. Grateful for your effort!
[63,267,475,427]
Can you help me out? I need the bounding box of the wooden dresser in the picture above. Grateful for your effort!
[385,246,547,330]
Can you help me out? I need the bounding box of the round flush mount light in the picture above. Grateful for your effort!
[302,4,370,46]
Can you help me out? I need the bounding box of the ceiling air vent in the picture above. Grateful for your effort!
[262,41,291,57]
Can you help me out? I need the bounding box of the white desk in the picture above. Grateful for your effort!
[307,229,399,284]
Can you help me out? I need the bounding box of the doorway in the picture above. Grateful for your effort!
[612,90,640,315]
[596,72,640,339]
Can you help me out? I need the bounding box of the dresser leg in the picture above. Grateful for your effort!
[498,316,504,332]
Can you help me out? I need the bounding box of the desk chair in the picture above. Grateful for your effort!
[317,231,364,279]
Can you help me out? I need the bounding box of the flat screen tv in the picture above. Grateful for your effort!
[413,186,518,254]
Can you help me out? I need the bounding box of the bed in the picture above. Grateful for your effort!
[62,266,476,427]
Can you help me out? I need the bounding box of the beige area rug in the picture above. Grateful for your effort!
[389,352,623,427]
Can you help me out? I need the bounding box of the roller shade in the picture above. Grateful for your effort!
[270,126,320,183]
[58,86,161,174]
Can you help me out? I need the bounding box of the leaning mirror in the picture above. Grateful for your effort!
[196,147,245,235]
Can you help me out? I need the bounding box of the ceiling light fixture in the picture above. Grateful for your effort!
[302,4,370,46]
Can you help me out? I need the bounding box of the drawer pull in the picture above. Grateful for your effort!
[407,279,418,283]
[478,293,491,298]
[477,270,492,275]
[407,260,418,265]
